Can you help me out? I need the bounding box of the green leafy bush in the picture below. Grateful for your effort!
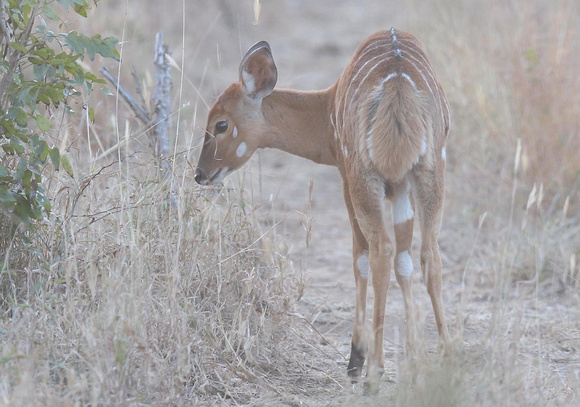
[0,0,119,225]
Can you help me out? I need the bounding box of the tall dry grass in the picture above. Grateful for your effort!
[1,0,579,405]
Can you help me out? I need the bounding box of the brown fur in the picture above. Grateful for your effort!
[361,78,434,180]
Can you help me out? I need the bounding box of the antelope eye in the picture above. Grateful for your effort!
[214,121,228,134]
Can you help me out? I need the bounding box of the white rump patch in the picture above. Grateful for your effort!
[442,147,446,160]
[392,184,414,225]
[232,126,238,138]
[396,250,413,278]
[356,252,370,280]
[236,141,247,158]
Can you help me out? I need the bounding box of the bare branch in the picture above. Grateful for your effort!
[100,67,151,124]
[152,31,172,160]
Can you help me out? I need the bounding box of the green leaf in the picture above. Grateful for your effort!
[61,154,74,177]
[22,169,32,188]
[2,145,15,155]
[35,115,51,132]
[37,191,51,212]
[10,137,25,154]
[36,140,49,161]
[8,107,28,127]
[57,0,88,12]
[89,106,95,123]
[10,42,27,54]
[42,5,60,21]
[49,147,60,170]
[64,31,84,55]
[0,188,16,207]
[16,158,27,181]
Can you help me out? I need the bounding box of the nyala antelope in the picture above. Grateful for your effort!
[195,28,451,393]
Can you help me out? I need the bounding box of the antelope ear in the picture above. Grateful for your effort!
[239,41,277,100]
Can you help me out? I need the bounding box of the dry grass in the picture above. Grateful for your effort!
[1,0,580,405]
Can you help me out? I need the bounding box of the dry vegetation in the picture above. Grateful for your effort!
[1,0,579,405]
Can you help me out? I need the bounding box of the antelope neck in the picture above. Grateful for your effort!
[261,86,338,166]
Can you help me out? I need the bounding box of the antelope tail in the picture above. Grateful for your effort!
[361,75,433,181]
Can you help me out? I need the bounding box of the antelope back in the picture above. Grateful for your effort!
[334,29,450,179]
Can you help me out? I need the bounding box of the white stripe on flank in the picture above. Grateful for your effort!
[442,146,446,160]
[399,42,446,127]
[366,132,375,163]
[392,183,414,225]
[401,55,445,127]
[421,134,428,156]
[356,251,370,280]
[381,72,399,85]
[341,49,396,129]
[351,53,395,105]
[401,72,418,92]
[396,250,413,278]
[343,145,349,158]
[330,113,339,139]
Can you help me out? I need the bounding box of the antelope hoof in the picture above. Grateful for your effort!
[363,368,384,396]
[346,342,365,381]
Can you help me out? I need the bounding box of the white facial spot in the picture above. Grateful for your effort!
[396,250,413,278]
[356,251,370,280]
[236,141,247,158]
[232,126,238,138]
[392,184,414,225]
[441,147,446,160]
[343,145,349,158]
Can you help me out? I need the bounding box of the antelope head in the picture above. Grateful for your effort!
[195,41,278,185]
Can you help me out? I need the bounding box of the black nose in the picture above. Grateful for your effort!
[194,168,204,184]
